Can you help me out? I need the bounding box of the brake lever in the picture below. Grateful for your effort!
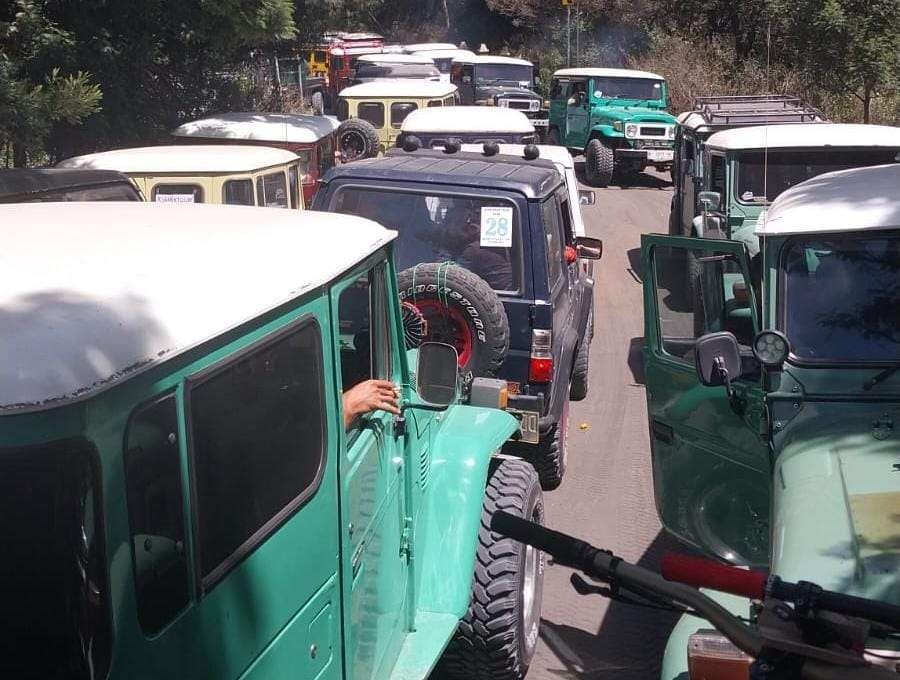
[570,572,610,597]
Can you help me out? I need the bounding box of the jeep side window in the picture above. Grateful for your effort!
[709,154,726,200]
[541,198,565,290]
[391,102,418,128]
[358,102,385,128]
[256,171,289,209]
[124,392,189,634]
[188,319,327,589]
[550,78,562,99]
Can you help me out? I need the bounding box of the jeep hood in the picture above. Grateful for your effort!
[595,106,676,124]
[479,85,540,100]
[773,416,900,609]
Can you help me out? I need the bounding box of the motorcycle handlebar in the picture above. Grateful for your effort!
[490,511,899,680]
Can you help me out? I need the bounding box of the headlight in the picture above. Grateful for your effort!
[667,126,676,138]
[496,98,508,107]
[612,120,624,133]
[484,98,495,106]
[625,124,638,138]
[753,330,790,367]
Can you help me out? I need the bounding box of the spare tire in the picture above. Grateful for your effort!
[397,263,509,379]
[338,118,380,161]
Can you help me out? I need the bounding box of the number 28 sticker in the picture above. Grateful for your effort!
[480,206,513,247]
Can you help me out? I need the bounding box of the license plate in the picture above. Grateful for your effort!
[509,409,540,444]
[646,149,673,162]
[532,119,549,127]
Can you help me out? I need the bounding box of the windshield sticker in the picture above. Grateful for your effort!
[155,193,195,203]
[480,206,513,247]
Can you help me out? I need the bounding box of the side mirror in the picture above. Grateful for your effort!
[575,235,603,260]
[462,75,472,84]
[416,342,459,406]
[566,96,577,107]
[695,332,742,394]
[698,190,721,212]
[578,189,596,206]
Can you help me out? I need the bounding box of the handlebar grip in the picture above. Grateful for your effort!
[772,580,900,630]
[661,552,767,600]
[490,511,598,571]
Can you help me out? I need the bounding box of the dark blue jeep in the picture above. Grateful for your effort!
[313,147,600,488]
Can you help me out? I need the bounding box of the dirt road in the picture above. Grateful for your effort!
[529,168,681,680]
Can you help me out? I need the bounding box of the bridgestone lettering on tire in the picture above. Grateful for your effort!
[438,458,544,680]
[397,264,509,379]
[584,138,614,188]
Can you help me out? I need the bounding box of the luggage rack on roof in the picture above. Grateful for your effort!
[690,95,827,126]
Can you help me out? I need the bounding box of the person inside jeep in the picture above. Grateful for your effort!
[449,204,515,290]
[342,379,400,427]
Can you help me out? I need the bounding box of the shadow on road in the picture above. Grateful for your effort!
[574,164,673,191]
[537,531,685,679]
[628,337,645,385]
[626,248,642,282]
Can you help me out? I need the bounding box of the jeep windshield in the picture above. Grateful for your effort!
[1,440,111,678]
[592,77,664,101]
[475,63,533,87]
[783,234,900,363]
[331,187,521,292]
[736,149,900,204]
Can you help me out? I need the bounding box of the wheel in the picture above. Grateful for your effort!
[569,310,592,401]
[439,458,544,680]
[397,263,509,379]
[310,91,325,116]
[686,246,701,310]
[509,396,570,490]
[546,127,561,146]
[584,138,614,187]
[337,118,379,161]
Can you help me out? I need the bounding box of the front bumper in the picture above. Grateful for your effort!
[616,148,674,164]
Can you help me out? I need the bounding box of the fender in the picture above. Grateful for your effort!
[588,124,624,141]
[413,404,518,618]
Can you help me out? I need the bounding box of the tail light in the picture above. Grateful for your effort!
[687,631,752,680]
[529,329,553,383]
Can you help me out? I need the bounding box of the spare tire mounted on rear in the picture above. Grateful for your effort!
[397,263,509,379]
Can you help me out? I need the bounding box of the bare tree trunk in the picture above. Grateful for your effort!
[863,85,871,124]
[13,142,26,168]
[442,0,450,30]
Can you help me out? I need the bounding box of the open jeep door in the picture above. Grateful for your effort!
[641,234,770,566]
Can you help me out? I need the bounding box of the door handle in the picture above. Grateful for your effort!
[651,420,674,445]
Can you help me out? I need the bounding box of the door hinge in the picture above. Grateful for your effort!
[399,516,413,561]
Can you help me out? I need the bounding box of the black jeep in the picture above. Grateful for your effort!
[313,145,600,489]
[0,168,142,203]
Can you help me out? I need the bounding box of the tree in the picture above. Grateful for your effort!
[769,0,900,122]
[0,1,101,166]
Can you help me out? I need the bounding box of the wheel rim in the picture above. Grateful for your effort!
[340,130,366,161]
[520,504,544,658]
[409,298,474,367]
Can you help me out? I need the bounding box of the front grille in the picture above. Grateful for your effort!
[506,100,532,110]
[640,126,666,136]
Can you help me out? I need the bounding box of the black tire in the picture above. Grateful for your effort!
[338,118,379,161]
[686,246,701,308]
[439,458,544,680]
[509,395,570,490]
[397,263,509,379]
[547,127,561,146]
[310,91,325,116]
[569,310,591,401]
[584,138,614,187]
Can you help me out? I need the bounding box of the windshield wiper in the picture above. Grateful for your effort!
[863,364,900,391]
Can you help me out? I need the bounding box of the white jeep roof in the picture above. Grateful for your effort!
[455,55,533,66]
[757,164,900,237]
[339,79,457,98]
[553,67,665,81]
[401,106,534,134]
[357,53,435,65]
[404,43,458,53]
[706,123,900,151]
[58,145,299,173]
[172,113,339,144]
[0,202,395,413]
[414,48,476,61]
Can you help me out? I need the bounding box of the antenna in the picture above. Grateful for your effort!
[761,17,772,328]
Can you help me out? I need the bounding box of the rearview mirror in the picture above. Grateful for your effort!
[575,236,603,260]
[416,342,459,406]
[695,332,742,394]
[698,191,721,212]
[578,189,596,206]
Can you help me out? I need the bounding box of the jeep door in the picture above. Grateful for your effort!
[563,78,590,149]
[642,235,770,567]
[332,260,410,680]
[118,310,343,680]
[676,129,698,236]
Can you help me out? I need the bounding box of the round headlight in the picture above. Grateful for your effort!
[753,330,790,367]
[625,124,638,137]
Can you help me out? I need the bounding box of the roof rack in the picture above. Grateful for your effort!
[689,95,828,127]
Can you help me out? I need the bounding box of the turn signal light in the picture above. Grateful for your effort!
[687,631,752,680]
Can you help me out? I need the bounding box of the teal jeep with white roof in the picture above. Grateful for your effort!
[548,67,676,186]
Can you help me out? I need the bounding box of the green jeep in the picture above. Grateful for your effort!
[642,163,900,678]
[0,202,544,679]
[547,67,676,187]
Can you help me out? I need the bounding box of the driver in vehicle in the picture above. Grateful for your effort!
[342,379,400,428]
[450,204,514,290]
